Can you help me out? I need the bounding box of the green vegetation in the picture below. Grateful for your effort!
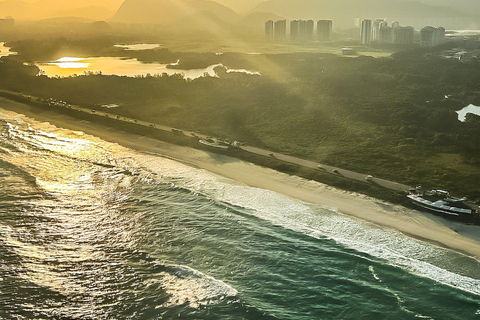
[1,38,480,199]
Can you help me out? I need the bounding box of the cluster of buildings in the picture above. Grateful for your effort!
[265,17,446,48]
[360,18,445,47]
[265,19,333,43]
[360,19,414,45]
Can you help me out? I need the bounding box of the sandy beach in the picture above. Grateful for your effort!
[1,98,480,262]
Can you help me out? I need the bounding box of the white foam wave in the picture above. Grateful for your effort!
[2,108,477,299]
[150,264,237,308]
[131,153,480,297]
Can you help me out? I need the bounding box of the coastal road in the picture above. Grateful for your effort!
[241,146,412,192]
[1,90,412,193]
[76,105,411,192]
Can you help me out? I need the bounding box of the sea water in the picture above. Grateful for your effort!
[0,108,478,319]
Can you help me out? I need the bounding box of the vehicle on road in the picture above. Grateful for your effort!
[199,139,230,150]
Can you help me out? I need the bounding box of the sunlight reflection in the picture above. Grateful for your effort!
[49,62,91,69]
[56,57,85,62]
[49,57,91,69]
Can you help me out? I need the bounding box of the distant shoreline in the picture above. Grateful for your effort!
[0,95,479,262]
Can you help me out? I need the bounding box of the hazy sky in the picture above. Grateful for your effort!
[3,0,480,23]
[5,0,265,13]
[21,0,124,9]
[14,0,262,11]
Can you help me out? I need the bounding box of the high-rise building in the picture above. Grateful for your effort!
[274,20,287,42]
[372,19,387,41]
[265,20,274,41]
[376,22,414,45]
[354,18,362,27]
[317,20,333,41]
[393,26,414,45]
[433,27,445,46]
[361,19,372,45]
[420,26,445,47]
[378,26,393,44]
[290,20,300,42]
[420,26,434,46]
[305,20,315,42]
[298,20,307,42]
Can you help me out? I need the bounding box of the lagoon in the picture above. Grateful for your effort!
[36,56,260,79]
[0,42,15,58]
[113,44,161,51]
[456,104,480,122]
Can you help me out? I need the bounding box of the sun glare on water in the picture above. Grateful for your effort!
[50,57,91,69]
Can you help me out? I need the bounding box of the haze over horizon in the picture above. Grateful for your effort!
[0,0,480,29]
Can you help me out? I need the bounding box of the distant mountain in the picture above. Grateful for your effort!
[0,0,33,18]
[212,0,264,13]
[50,6,115,21]
[110,0,239,25]
[250,0,480,29]
[165,10,232,36]
[239,11,285,25]
[402,0,480,16]
[35,17,97,23]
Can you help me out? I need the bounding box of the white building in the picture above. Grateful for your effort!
[361,19,372,45]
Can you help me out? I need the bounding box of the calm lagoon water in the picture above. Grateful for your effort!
[36,56,260,79]
[0,42,15,58]
[0,108,478,319]
[114,44,162,51]
[457,104,480,122]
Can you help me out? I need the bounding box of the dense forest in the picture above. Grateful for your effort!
[2,38,480,199]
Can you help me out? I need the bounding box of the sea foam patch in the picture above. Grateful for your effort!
[154,264,237,308]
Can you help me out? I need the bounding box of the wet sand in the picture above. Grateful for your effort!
[1,99,479,261]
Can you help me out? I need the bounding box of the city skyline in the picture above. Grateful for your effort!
[265,17,443,48]
[0,0,479,31]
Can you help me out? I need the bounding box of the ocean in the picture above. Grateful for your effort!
[0,108,478,320]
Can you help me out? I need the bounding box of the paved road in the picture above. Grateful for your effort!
[241,146,412,192]
[1,90,412,193]
[86,106,412,192]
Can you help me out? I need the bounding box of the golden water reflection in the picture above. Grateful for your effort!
[36,56,261,79]
[37,56,219,78]
[0,42,16,58]
[0,110,142,304]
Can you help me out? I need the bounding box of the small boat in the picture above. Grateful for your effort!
[198,139,230,150]
[407,190,475,217]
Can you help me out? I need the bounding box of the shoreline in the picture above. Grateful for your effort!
[1,98,479,262]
